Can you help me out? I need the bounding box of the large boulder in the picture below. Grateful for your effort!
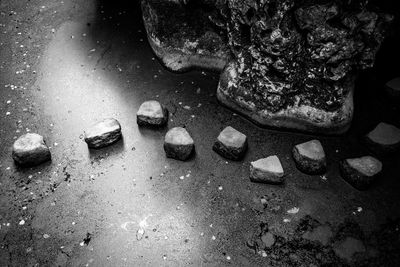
[385,77,400,98]
[12,133,51,166]
[212,126,247,160]
[164,127,195,161]
[142,0,392,134]
[339,156,382,190]
[84,118,122,149]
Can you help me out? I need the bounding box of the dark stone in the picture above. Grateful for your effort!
[292,140,326,174]
[137,100,168,127]
[339,156,382,190]
[333,237,366,262]
[164,127,194,161]
[212,126,247,160]
[84,118,122,149]
[385,77,400,98]
[365,122,400,154]
[250,156,284,184]
[12,133,51,166]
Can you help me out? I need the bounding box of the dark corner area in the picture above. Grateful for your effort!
[0,0,399,266]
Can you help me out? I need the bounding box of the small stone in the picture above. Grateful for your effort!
[12,133,51,166]
[261,232,275,248]
[292,140,326,174]
[302,225,333,246]
[333,237,366,262]
[212,126,247,160]
[250,156,284,184]
[385,77,400,98]
[339,156,382,190]
[164,127,194,161]
[136,100,168,127]
[84,118,122,148]
[365,122,400,154]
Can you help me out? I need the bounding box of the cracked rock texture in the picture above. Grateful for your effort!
[84,118,122,149]
[142,0,392,133]
[12,133,51,166]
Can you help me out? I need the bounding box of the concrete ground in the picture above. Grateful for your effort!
[0,0,399,266]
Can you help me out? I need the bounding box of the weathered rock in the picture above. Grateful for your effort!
[164,127,194,161]
[261,232,275,248]
[137,100,168,127]
[339,156,382,190]
[333,237,366,262]
[12,133,51,166]
[212,126,247,160]
[250,156,284,184]
[385,77,400,98]
[141,0,230,72]
[84,118,122,149]
[365,122,400,154]
[292,140,326,174]
[302,225,333,246]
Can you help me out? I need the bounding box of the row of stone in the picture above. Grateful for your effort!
[11,101,400,190]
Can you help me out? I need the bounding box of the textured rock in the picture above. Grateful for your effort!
[339,156,382,190]
[141,0,392,133]
[84,118,122,149]
[141,0,230,72]
[333,237,366,262]
[212,126,247,160]
[164,127,194,161]
[137,100,168,127]
[365,122,400,154]
[302,225,333,246]
[250,156,284,184]
[12,133,51,166]
[217,1,392,134]
[385,77,400,98]
[261,232,275,248]
[292,140,326,174]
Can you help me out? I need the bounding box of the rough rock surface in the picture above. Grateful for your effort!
[333,237,366,262]
[339,156,382,190]
[365,122,400,154]
[137,100,168,127]
[164,127,194,161]
[217,0,392,134]
[141,0,231,72]
[385,77,400,98]
[250,155,284,184]
[84,118,122,149]
[292,139,326,174]
[212,126,247,160]
[12,133,51,166]
[302,225,333,246]
[142,0,392,133]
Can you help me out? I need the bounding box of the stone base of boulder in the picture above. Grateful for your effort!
[217,62,354,135]
[12,133,51,166]
[339,156,382,190]
[141,0,230,73]
[84,118,122,149]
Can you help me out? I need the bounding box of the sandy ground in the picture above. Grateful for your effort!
[0,0,399,266]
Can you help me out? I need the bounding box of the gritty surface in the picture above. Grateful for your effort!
[0,0,400,266]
